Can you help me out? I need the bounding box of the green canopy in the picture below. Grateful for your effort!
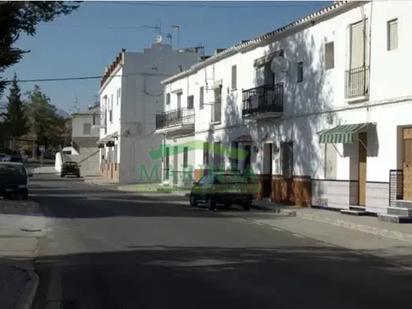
[318,123,374,144]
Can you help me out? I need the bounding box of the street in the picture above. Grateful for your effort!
[23,175,412,309]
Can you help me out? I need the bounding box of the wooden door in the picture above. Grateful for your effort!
[263,143,273,198]
[358,132,367,206]
[173,146,178,185]
[403,128,412,200]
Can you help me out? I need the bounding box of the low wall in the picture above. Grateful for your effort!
[271,175,312,207]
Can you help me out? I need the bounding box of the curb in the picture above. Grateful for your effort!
[15,269,39,309]
[297,212,412,244]
[252,204,297,217]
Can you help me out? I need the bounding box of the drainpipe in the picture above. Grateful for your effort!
[366,1,373,123]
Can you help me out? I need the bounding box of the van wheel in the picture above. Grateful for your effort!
[189,195,197,207]
[208,199,216,211]
[242,202,251,211]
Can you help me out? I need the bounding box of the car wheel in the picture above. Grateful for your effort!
[242,202,251,211]
[15,192,28,200]
[208,198,216,211]
[77,174,81,178]
[189,195,197,207]
[60,174,65,178]
[4,193,12,200]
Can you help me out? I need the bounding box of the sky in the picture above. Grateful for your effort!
[3,1,330,114]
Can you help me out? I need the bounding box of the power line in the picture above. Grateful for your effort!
[1,72,172,84]
[115,1,327,9]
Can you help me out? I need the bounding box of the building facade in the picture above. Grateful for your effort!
[70,104,100,176]
[157,1,412,215]
[98,40,200,183]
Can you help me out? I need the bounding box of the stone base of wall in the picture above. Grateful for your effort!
[100,162,119,182]
[256,175,312,207]
[365,182,389,214]
[312,179,390,213]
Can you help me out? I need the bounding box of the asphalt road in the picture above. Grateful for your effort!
[28,175,412,309]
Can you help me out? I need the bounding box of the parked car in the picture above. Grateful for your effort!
[189,172,255,211]
[0,153,11,162]
[0,162,29,200]
[60,161,80,178]
[9,152,23,163]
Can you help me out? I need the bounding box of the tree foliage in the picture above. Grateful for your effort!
[2,73,28,138]
[26,85,67,148]
[0,1,79,96]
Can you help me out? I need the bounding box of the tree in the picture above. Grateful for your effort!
[3,73,28,138]
[26,85,67,149]
[0,2,79,97]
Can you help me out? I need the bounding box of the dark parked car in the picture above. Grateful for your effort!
[0,162,29,200]
[61,161,80,178]
[0,153,11,162]
[10,152,23,163]
[189,172,255,211]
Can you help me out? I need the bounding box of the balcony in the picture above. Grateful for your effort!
[345,66,369,101]
[242,83,284,120]
[155,108,195,136]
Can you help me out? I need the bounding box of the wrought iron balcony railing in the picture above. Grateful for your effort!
[242,83,284,117]
[155,108,195,130]
[345,66,369,99]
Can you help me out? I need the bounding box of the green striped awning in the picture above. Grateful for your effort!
[318,123,374,144]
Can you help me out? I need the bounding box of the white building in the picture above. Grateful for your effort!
[98,39,200,183]
[157,1,412,217]
[70,103,100,176]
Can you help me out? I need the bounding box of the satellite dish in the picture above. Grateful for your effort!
[270,56,288,74]
[155,34,163,44]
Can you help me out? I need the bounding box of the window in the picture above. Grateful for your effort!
[117,88,121,105]
[183,146,188,168]
[83,123,91,135]
[281,142,293,178]
[324,143,337,179]
[213,86,222,123]
[177,92,182,109]
[213,142,222,171]
[387,19,398,51]
[109,95,113,123]
[325,42,334,70]
[92,113,96,125]
[165,147,170,180]
[199,86,204,109]
[203,142,209,166]
[187,95,194,109]
[166,93,171,105]
[297,62,303,83]
[230,142,239,171]
[231,65,237,90]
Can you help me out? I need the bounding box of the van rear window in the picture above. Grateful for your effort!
[0,165,26,176]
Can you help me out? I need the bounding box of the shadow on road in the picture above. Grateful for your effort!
[31,245,412,309]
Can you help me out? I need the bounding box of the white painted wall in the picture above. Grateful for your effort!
[72,114,99,138]
[161,1,412,211]
[99,43,200,183]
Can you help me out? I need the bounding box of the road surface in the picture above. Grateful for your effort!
[29,175,412,309]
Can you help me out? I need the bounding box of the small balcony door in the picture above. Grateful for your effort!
[358,132,367,206]
[347,20,369,98]
[403,128,412,200]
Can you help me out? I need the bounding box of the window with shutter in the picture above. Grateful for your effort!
[187,95,194,109]
[387,19,398,51]
[231,65,237,90]
[325,42,334,70]
[199,87,204,109]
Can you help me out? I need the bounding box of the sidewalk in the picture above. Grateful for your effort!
[0,200,47,309]
[252,200,412,243]
[84,176,190,196]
